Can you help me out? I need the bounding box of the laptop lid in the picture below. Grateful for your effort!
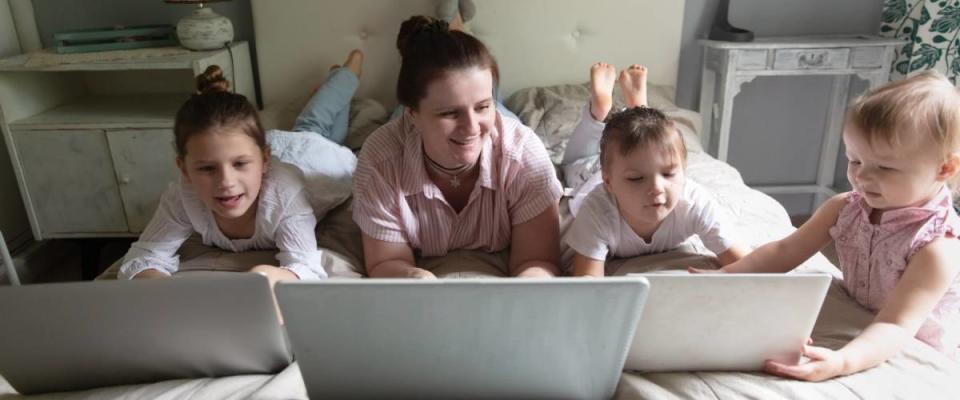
[277,277,649,400]
[0,274,291,395]
[624,273,831,372]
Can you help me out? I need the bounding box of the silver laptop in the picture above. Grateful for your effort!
[0,274,291,395]
[278,277,650,400]
[625,273,831,372]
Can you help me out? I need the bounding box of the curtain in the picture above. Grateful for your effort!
[881,0,960,83]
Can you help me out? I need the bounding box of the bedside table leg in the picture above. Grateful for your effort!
[814,75,851,207]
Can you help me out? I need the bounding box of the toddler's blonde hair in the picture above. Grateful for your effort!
[848,70,960,190]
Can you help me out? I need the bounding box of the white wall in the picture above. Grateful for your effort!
[0,0,31,249]
[678,0,882,215]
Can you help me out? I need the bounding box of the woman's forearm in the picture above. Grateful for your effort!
[368,260,434,279]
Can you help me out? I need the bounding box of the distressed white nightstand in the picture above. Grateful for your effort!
[0,42,254,240]
[699,35,904,205]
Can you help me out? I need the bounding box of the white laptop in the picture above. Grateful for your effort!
[277,277,650,400]
[624,273,831,372]
[0,274,292,395]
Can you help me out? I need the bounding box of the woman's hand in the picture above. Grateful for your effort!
[763,344,847,382]
[407,268,438,279]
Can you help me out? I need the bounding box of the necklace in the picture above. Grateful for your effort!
[423,150,474,188]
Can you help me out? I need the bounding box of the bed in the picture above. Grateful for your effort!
[3,0,959,398]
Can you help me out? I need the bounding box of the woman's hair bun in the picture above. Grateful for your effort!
[196,65,230,95]
[396,15,449,55]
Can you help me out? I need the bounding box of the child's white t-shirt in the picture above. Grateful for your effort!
[565,173,738,260]
[118,159,326,280]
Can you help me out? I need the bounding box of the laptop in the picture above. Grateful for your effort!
[624,273,831,372]
[0,274,291,395]
[277,277,650,400]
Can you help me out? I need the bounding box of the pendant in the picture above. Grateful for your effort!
[451,176,461,188]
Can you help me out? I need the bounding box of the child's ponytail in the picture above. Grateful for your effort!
[195,65,231,95]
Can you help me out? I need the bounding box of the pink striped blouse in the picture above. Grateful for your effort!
[352,113,563,257]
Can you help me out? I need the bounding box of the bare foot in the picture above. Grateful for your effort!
[590,62,617,122]
[449,13,466,32]
[619,64,648,108]
[343,49,364,78]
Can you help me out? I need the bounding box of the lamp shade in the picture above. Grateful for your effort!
[166,0,235,50]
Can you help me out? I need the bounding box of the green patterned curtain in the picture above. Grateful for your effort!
[881,0,960,83]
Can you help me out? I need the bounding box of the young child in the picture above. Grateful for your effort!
[564,63,750,277]
[703,71,960,381]
[117,49,365,284]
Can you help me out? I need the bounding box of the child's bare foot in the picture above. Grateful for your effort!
[590,62,617,122]
[449,13,466,32]
[619,64,648,108]
[343,49,364,78]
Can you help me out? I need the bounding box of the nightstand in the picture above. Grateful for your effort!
[698,35,904,206]
[0,42,254,240]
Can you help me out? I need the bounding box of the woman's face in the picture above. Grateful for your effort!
[410,67,495,168]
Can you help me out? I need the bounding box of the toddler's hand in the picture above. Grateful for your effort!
[763,344,845,382]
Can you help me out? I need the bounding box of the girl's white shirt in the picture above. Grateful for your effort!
[118,159,326,280]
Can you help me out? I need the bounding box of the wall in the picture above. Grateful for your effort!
[0,0,31,250]
[678,0,882,215]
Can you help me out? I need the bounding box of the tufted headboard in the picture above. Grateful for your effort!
[251,0,685,111]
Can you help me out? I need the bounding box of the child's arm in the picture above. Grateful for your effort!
[572,253,605,277]
[716,245,750,266]
[765,237,960,381]
[273,199,327,281]
[565,191,614,277]
[684,183,751,267]
[119,186,194,279]
[718,193,848,274]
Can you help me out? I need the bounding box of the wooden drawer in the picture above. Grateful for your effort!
[735,49,768,70]
[773,48,850,70]
[851,47,886,68]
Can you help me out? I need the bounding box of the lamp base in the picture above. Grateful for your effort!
[709,25,754,42]
[708,0,753,42]
[177,6,234,51]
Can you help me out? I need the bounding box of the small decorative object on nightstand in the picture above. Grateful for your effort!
[709,0,753,42]
[699,35,905,208]
[166,0,234,51]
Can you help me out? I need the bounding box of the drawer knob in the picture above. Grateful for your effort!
[120,176,131,185]
[799,52,826,67]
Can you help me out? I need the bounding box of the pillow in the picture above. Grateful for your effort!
[504,82,703,166]
[266,130,356,219]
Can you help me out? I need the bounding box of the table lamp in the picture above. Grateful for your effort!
[165,0,234,50]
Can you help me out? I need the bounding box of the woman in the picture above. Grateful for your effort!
[352,16,563,278]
